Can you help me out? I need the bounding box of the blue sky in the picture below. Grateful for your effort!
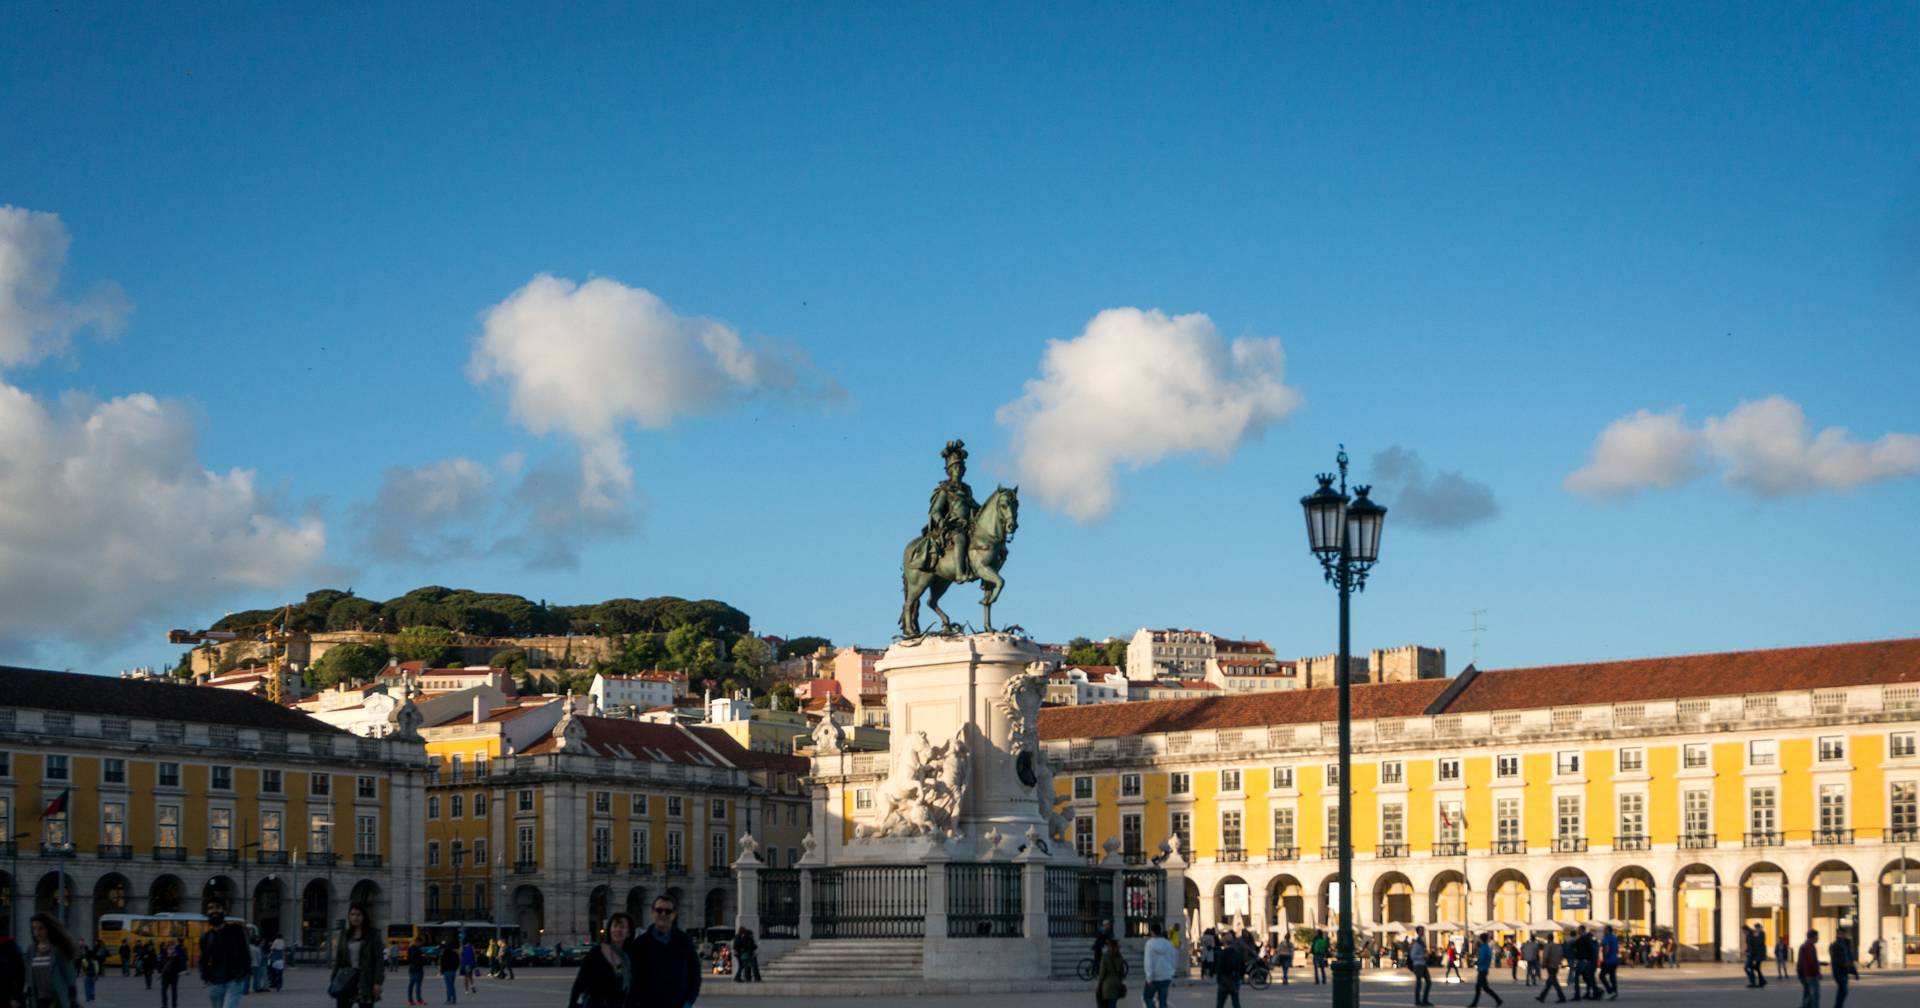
[2,3,1916,676]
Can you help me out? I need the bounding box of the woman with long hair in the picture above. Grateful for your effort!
[568,912,634,1008]
[1093,935,1126,1008]
[330,901,386,1008]
[23,913,82,1008]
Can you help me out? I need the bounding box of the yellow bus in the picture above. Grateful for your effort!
[386,923,425,954]
[96,914,259,966]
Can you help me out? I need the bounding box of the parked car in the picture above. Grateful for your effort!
[556,943,596,966]
[513,944,556,966]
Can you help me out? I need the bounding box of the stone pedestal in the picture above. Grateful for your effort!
[875,633,1052,842]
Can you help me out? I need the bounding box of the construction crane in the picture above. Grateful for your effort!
[167,604,298,704]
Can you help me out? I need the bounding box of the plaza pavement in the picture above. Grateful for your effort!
[68,963,1920,1006]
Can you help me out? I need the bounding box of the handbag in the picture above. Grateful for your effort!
[1117,982,1127,998]
[327,966,360,998]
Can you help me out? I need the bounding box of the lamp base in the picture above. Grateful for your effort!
[1331,957,1360,1008]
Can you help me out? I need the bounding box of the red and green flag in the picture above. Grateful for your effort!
[41,789,69,817]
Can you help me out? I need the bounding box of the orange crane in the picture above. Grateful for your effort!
[167,604,298,704]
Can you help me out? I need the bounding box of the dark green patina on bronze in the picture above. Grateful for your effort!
[899,439,1019,637]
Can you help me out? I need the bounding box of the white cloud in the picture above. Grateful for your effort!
[0,206,129,369]
[359,457,496,563]
[1564,408,1709,499]
[1369,446,1499,530]
[1568,396,1920,500]
[0,383,324,651]
[1704,395,1920,496]
[997,307,1303,521]
[468,274,832,530]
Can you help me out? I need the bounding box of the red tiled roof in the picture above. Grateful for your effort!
[687,726,809,774]
[519,715,723,762]
[1042,678,1450,740]
[1444,637,1920,713]
[427,702,551,729]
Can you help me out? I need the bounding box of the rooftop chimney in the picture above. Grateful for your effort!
[472,695,483,725]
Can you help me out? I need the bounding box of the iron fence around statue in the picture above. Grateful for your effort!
[760,867,800,939]
[1045,865,1113,937]
[947,863,1023,937]
[1121,868,1168,936]
[810,865,927,938]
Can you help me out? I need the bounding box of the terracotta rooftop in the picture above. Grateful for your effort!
[1445,637,1920,713]
[519,715,724,762]
[2,665,344,734]
[1041,678,1450,740]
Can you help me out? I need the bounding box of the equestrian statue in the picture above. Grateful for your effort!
[900,439,1019,636]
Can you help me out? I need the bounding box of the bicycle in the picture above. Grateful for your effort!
[1245,961,1271,990]
[1076,956,1131,982]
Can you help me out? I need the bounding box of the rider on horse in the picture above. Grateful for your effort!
[921,439,979,579]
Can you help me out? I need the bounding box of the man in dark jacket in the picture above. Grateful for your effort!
[0,933,25,1007]
[199,897,253,1008]
[628,894,701,1008]
[1214,934,1247,1008]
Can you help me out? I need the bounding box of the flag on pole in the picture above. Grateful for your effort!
[41,788,70,817]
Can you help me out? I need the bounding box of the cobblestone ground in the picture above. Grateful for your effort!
[74,964,1920,1006]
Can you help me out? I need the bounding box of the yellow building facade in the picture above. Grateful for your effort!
[1,666,426,945]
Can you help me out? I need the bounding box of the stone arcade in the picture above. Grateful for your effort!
[733,633,1185,988]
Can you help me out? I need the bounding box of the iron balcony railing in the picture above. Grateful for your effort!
[1553,837,1588,853]
[307,852,338,867]
[664,861,687,876]
[1122,851,1148,866]
[1267,846,1299,861]
[1492,840,1526,855]
[1744,831,1784,848]
[1376,843,1410,858]
[1888,828,1920,843]
[205,848,237,864]
[152,846,186,861]
[1430,842,1466,857]
[354,853,384,868]
[590,861,617,874]
[1680,833,1716,849]
[96,844,132,859]
[513,860,538,875]
[1614,836,1650,851]
[708,865,730,879]
[1217,847,1246,862]
[628,862,654,876]
[256,850,290,866]
[1813,828,1854,845]
[39,843,76,858]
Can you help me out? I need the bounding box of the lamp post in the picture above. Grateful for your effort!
[1300,446,1387,1008]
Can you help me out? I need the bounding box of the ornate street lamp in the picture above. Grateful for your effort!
[1299,446,1387,1008]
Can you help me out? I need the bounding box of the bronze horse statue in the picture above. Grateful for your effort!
[900,486,1018,636]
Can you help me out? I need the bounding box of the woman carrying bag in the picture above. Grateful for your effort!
[1094,938,1126,1008]
[330,901,386,1008]
[568,912,636,1008]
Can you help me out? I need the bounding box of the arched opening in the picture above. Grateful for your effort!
[301,879,334,946]
[1878,857,1920,962]
[1267,874,1304,938]
[1739,861,1787,949]
[1806,861,1859,948]
[1609,866,1655,938]
[1214,875,1251,928]
[1183,878,1200,934]
[704,887,728,930]
[252,878,285,942]
[34,871,75,927]
[93,873,130,918]
[1315,874,1350,931]
[149,875,185,914]
[626,886,650,922]
[1547,867,1592,925]
[512,885,544,941]
[1374,872,1414,926]
[588,885,611,937]
[1429,869,1467,931]
[1486,869,1531,930]
[349,879,385,929]
[202,875,236,913]
[1673,864,1720,962]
